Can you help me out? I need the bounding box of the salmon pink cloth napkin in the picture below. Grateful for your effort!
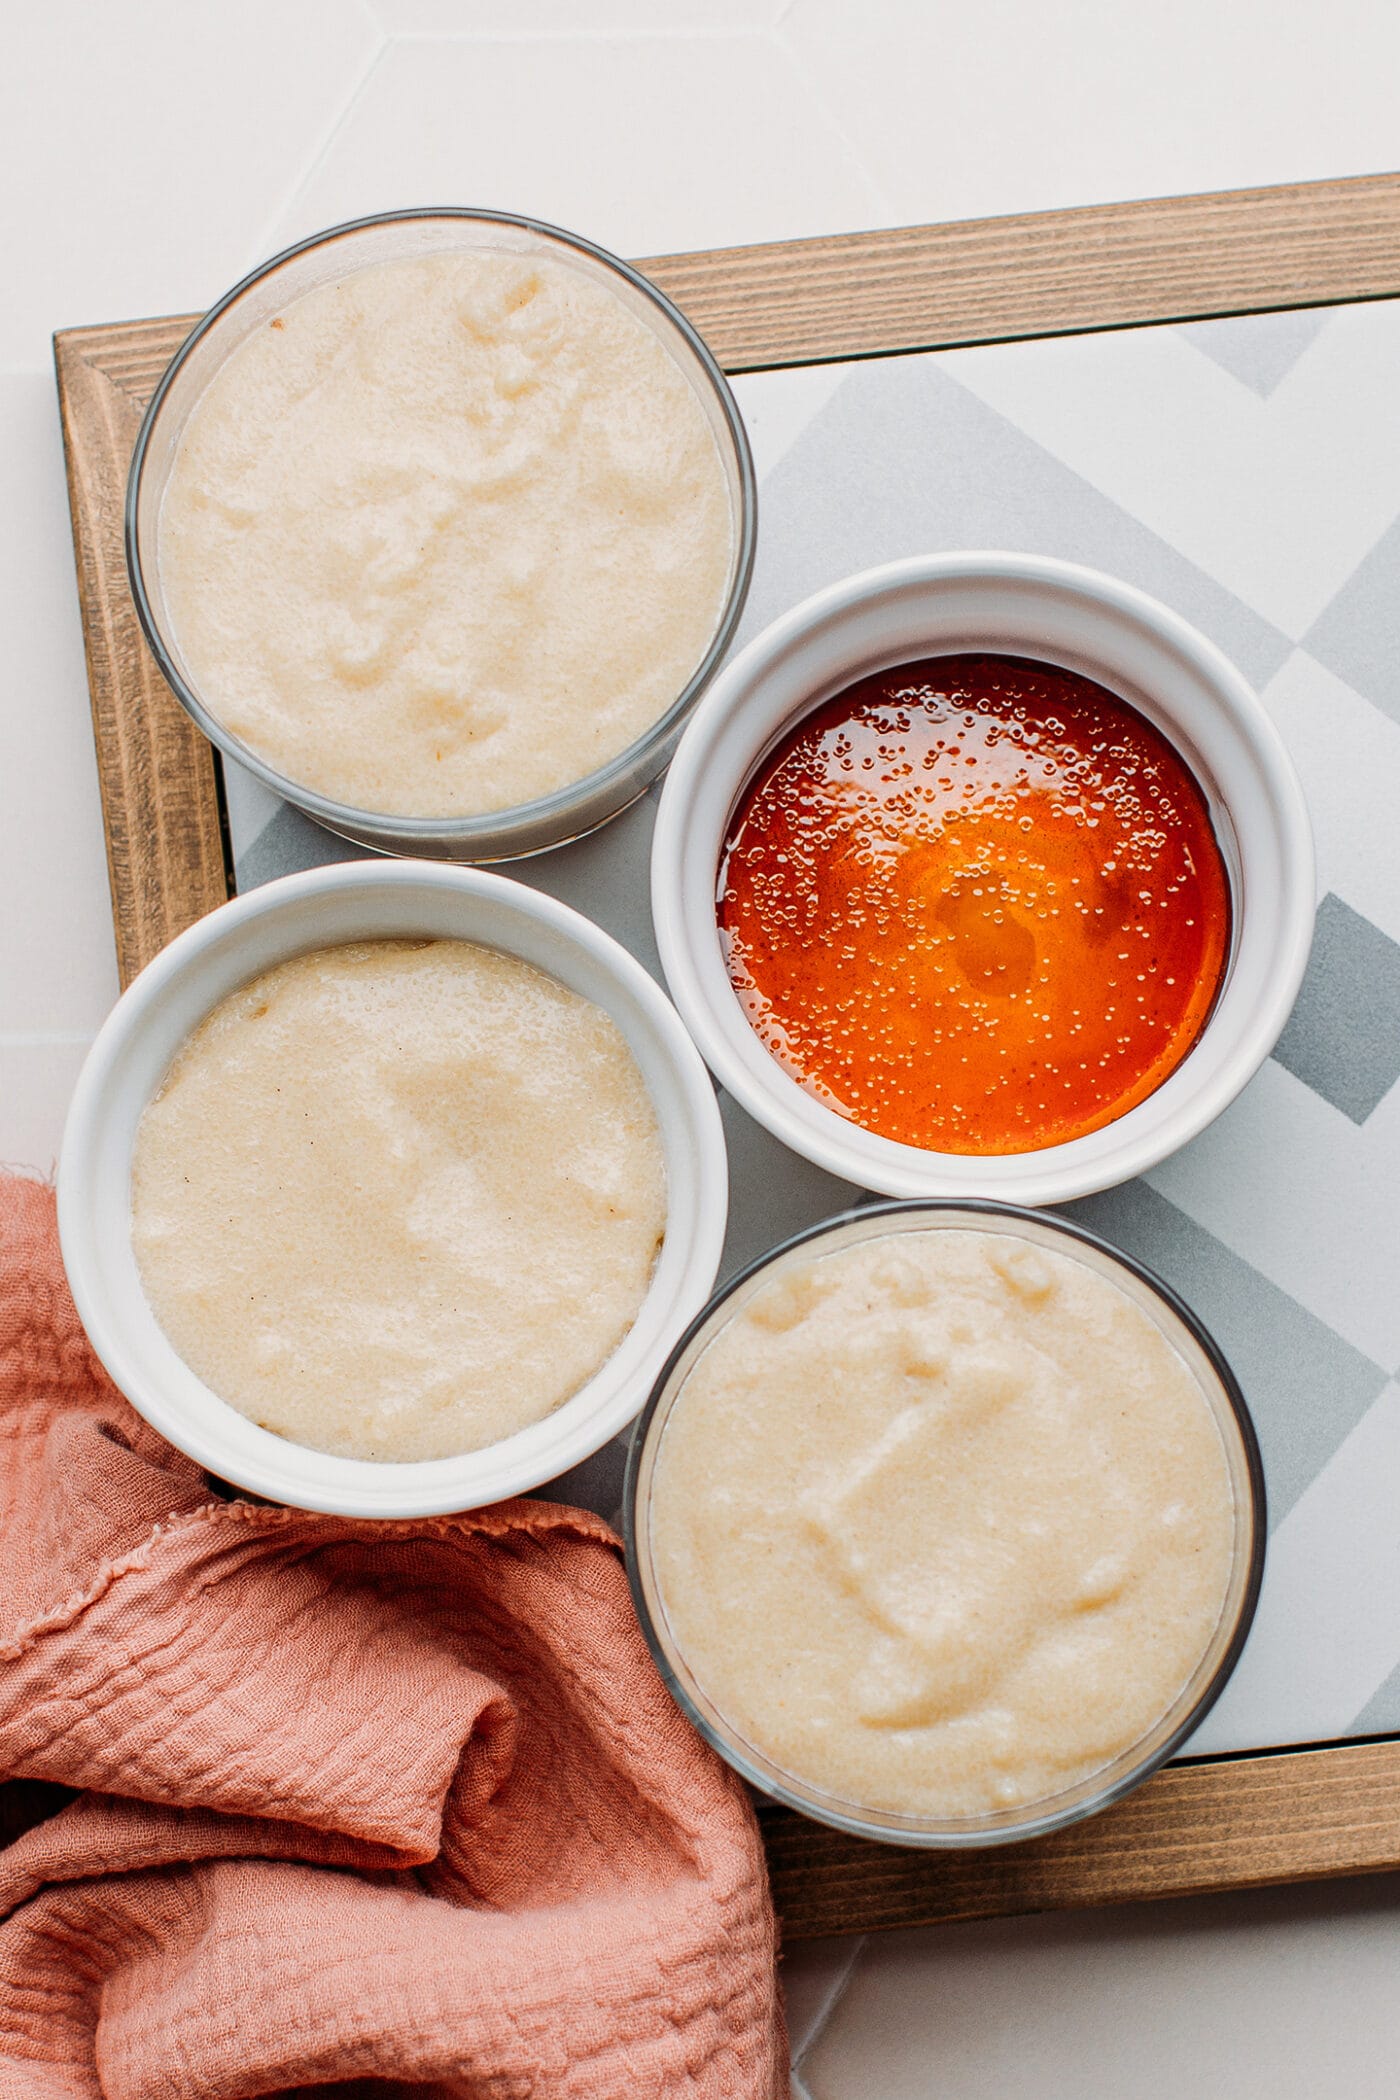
[0,1175,784,2097]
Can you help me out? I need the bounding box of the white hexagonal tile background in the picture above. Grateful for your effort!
[783,0,1400,225]
[266,29,885,261]
[7,9,1400,2092]
[1,0,381,369]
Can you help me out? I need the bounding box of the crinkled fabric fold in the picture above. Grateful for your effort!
[0,1175,784,2096]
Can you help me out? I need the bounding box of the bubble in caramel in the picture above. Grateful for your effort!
[717,653,1231,1156]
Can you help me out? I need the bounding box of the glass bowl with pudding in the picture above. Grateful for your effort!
[57,861,728,1516]
[126,210,756,861]
[650,551,1315,1206]
[625,1202,1265,1847]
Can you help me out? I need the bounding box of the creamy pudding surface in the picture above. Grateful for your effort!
[130,940,667,1462]
[649,1227,1236,1819]
[156,248,733,817]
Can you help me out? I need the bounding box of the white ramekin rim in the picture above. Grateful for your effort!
[58,860,728,1516]
[651,550,1315,1207]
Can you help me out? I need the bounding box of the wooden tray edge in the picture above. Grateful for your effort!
[764,1736,1400,1939]
[52,172,1400,1936]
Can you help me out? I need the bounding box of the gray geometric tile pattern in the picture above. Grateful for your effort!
[734,354,1293,698]
[1061,1177,1389,1529]
[1178,308,1328,398]
[1348,1655,1400,1739]
[1302,510,1400,728]
[223,300,1400,1754]
[1273,892,1400,1124]
[235,797,358,892]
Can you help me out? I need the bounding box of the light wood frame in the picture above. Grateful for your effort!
[54,172,1400,1938]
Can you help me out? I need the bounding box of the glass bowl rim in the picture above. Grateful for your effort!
[623,1195,1267,1849]
[124,205,758,848]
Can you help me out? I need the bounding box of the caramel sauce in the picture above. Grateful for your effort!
[717,654,1231,1155]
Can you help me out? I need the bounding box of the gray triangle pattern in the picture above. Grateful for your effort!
[1348,1656,1400,1738]
[733,352,1291,693]
[234,798,364,893]
[1178,307,1328,398]
[1060,1178,1388,1532]
[1301,509,1400,728]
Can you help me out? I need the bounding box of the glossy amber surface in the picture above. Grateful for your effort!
[718,653,1231,1155]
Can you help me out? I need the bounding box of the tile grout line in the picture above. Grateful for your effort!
[768,20,896,223]
[790,1933,869,2085]
[382,25,788,44]
[241,31,391,272]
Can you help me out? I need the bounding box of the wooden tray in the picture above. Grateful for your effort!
[54,172,1400,1939]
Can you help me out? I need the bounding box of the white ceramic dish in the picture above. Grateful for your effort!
[58,861,728,1517]
[651,551,1315,1208]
